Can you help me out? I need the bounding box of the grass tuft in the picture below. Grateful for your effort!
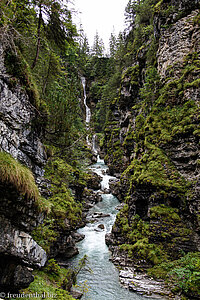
[0,151,40,201]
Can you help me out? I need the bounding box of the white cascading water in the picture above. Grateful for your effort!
[69,79,149,300]
[92,134,98,155]
[81,77,91,146]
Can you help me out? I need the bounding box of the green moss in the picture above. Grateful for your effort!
[153,0,163,12]
[45,157,83,227]
[150,205,181,222]
[120,239,166,265]
[193,12,200,26]
[123,144,190,196]
[115,202,194,269]
[121,65,140,86]
[184,78,200,89]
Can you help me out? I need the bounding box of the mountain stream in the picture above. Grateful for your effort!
[70,78,155,299]
[70,156,150,300]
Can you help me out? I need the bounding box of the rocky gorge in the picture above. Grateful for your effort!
[0,0,200,299]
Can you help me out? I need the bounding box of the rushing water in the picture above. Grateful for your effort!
[70,157,148,300]
[82,77,91,127]
[77,77,150,299]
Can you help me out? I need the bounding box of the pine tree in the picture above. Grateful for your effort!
[92,31,105,57]
[109,31,117,57]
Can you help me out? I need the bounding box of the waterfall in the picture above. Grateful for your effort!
[81,77,98,152]
[81,77,91,128]
[92,134,98,154]
[81,77,92,146]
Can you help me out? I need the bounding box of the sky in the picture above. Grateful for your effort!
[71,0,128,51]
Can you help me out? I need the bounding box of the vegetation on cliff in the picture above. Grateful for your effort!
[0,0,92,296]
[0,0,199,298]
[0,151,40,201]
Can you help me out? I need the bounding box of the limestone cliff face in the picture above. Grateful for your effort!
[0,44,47,291]
[104,0,200,291]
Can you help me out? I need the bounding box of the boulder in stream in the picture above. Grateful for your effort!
[98,224,105,230]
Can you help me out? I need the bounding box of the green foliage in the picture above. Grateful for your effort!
[115,203,194,270]
[32,218,58,253]
[121,65,140,87]
[32,148,93,252]
[117,212,167,265]
[1,0,84,151]
[148,252,200,297]
[22,259,76,300]
[193,12,200,26]
[44,157,83,227]
[45,259,61,277]
[91,31,105,57]
[0,151,39,201]
[120,239,166,265]
[123,144,190,196]
[140,66,160,105]
[5,50,40,107]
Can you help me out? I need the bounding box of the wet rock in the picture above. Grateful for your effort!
[51,234,79,259]
[115,203,126,211]
[105,233,115,246]
[70,290,83,299]
[95,192,103,202]
[91,155,97,163]
[83,202,95,211]
[91,212,110,219]
[98,224,105,230]
[87,171,101,190]
[102,188,110,194]
[71,232,85,243]
[82,189,102,209]
[13,265,34,289]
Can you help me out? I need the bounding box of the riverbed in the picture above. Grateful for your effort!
[70,156,156,300]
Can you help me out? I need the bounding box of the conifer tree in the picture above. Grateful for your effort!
[92,31,105,57]
[109,31,117,57]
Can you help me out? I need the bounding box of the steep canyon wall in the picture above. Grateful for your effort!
[105,0,200,297]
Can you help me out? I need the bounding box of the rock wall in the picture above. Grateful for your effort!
[104,0,200,297]
[0,43,48,292]
[157,10,200,78]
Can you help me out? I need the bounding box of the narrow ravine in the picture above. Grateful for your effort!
[71,77,156,299]
[70,156,149,300]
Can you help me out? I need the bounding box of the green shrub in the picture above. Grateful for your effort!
[148,252,200,297]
